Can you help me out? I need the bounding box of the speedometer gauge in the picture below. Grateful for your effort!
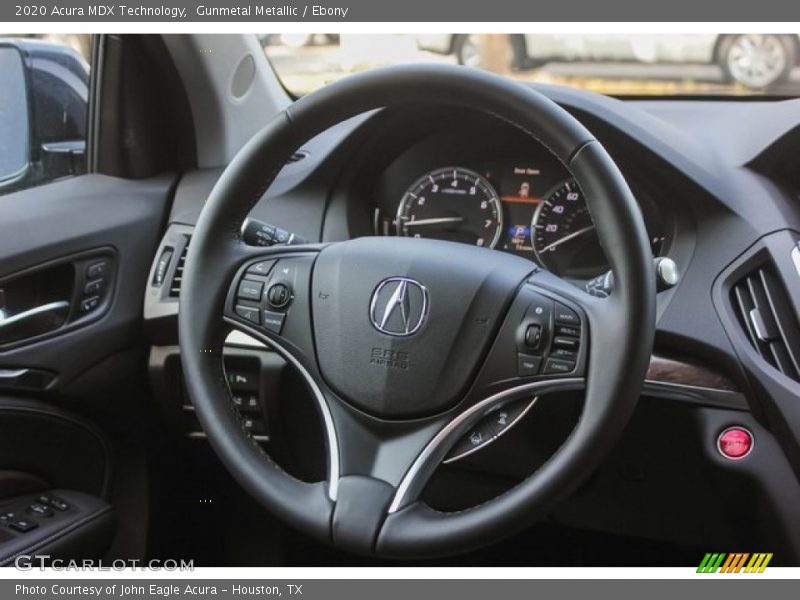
[532,178,606,276]
[397,167,503,249]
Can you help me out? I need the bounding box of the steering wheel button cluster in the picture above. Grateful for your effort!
[515,291,583,378]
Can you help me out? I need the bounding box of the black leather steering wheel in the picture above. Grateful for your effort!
[179,64,655,559]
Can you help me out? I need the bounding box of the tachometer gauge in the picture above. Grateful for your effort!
[531,178,606,276]
[397,167,503,249]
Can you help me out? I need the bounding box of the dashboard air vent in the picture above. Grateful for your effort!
[169,238,190,298]
[731,263,800,381]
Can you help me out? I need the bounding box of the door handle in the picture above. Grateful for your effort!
[0,367,56,390]
[0,368,29,379]
[0,301,70,330]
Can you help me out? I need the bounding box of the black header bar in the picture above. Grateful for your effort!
[2,0,799,22]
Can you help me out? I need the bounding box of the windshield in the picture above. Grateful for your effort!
[263,33,800,97]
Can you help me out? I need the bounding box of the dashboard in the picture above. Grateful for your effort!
[143,83,800,563]
[370,113,668,278]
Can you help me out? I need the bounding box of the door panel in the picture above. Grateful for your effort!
[0,173,173,390]
[0,170,174,563]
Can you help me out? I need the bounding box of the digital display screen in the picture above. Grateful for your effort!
[486,162,558,256]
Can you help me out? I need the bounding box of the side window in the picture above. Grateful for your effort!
[0,35,91,197]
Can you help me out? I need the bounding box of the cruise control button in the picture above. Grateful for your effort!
[553,336,579,351]
[237,280,263,301]
[262,310,285,334]
[550,347,577,360]
[247,260,276,276]
[543,358,576,375]
[555,303,580,326]
[518,353,542,377]
[555,324,581,338]
[235,305,260,325]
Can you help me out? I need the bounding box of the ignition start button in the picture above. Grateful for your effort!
[717,426,754,460]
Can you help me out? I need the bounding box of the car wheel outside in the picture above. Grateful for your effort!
[718,34,796,90]
[454,34,482,67]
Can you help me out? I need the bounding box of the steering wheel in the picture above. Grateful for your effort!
[179,64,655,559]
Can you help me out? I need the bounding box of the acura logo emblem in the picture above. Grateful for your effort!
[370,277,429,336]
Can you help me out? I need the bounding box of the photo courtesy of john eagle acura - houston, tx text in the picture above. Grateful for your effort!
[0,25,799,579]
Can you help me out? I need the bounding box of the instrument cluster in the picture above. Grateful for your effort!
[375,155,666,279]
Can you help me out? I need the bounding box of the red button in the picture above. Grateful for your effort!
[717,427,753,459]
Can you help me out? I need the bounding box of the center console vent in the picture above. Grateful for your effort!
[731,263,800,382]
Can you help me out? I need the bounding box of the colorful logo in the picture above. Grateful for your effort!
[697,553,773,573]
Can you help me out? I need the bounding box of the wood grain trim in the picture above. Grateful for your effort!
[647,354,739,392]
